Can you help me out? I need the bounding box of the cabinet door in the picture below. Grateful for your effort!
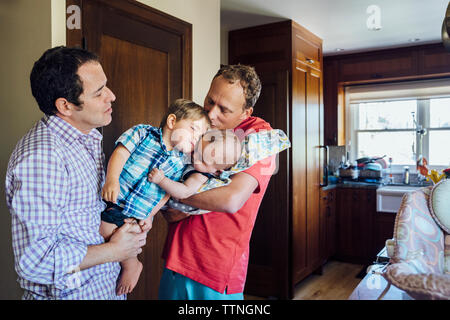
[336,188,375,264]
[319,188,336,263]
[306,68,322,271]
[291,62,308,285]
[338,51,417,82]
[418,44,450,75]
[326,189,337,258]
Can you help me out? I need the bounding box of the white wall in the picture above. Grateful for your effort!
[0,0,55,299]
[136,0,221,104]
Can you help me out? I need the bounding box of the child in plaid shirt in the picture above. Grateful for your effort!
[100,99,210,295]
[148,128,290,215]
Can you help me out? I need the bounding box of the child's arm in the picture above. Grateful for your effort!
[102,144,131,203]
[137,193,170,232]
[148,168,208,200]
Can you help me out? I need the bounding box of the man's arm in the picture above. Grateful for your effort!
[78,222,147,271]
[161,155,276,223]
[181,171,258,213]
[7,150,146,290]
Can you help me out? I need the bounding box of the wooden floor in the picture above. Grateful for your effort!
[245,260,364,300]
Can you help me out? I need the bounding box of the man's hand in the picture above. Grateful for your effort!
[160,208,191,223]
[102,179,120,203]
[148,168,165,184]
[108,222,147,262]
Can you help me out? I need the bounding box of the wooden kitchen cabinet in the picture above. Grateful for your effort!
[373,211,396,255]
[418,44,450,75]
[319,187,337,264]
[335,187,377,264]
[337,50,417,82]
[229,20,323,299]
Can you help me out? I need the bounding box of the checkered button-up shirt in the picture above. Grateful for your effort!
[5,115,123,300]
[115,124,186,220]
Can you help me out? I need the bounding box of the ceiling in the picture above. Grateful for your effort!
[221,0,450,56]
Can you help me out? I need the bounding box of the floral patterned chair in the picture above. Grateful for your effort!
[382,180,450,300]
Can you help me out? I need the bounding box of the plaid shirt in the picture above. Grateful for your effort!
[115,124,186,220]
[5,115,123,300]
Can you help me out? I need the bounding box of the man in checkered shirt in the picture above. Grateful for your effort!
[5,46,147,300]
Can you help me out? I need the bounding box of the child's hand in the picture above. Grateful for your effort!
[148,168,165,184]
[139,216,153,233]
[102,179,120,203]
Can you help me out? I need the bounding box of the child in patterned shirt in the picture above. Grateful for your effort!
[100,99,210,295]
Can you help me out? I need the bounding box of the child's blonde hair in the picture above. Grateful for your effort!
[159,98,211,128]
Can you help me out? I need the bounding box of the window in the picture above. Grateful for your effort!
[346,79,450,171]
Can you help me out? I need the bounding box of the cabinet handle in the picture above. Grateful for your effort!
[306,58,314,64]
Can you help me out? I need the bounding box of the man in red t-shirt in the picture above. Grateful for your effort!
[159,65,276,300]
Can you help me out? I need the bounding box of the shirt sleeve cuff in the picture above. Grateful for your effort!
[53,238,88,290]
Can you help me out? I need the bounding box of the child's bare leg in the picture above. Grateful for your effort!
[99,221,118,242]
[115,218,144,295]
[116,257,143,296]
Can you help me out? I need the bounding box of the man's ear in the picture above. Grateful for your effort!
[242,107,253,119]
[54,98,73,117]
[166,114,177,130]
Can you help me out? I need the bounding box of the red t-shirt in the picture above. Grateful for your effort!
[162,116,276,294]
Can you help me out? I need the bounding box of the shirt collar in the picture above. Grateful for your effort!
[150,126,184,158]
[44,115,103,146]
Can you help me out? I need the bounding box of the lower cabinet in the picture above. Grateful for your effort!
[335,188,376,264]
[334,187,396,264]
[320,188,337,264]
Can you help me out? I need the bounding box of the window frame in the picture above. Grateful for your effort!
[347,97,450,173]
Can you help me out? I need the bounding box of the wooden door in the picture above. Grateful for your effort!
[245,70,291,299]
[68,0,192,299]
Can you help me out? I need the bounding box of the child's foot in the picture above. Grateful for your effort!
[116,259,143,296]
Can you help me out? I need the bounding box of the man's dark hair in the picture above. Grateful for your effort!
[30,46,100,115]
[214,64,262,110]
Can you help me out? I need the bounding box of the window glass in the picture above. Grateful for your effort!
[358,100,416,130]
[429,131,450,166]
[430,98,450,128]
[357,131,415,165]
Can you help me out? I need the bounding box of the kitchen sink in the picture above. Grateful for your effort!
[376,185,425,213]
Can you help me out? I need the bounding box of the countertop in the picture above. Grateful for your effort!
[321,180,382,191]
[322,179,432,191]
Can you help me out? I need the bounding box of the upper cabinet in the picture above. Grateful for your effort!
[338,50,417,82]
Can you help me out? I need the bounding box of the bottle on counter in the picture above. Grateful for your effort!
[350,161,359,180]
[403,166,410,185]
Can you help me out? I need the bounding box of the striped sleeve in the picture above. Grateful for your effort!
[9,151,87,290]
